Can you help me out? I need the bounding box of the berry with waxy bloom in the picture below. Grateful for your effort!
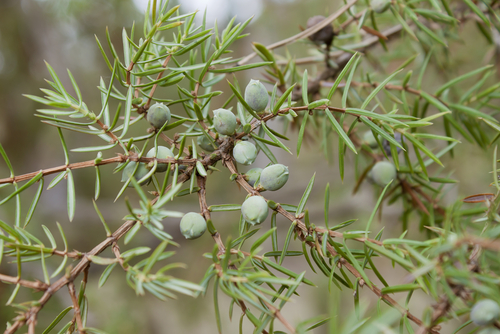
[121,162,150,187]
[259,164,289,191]
[244,168,263,187]
[146,146,174,173]
[244,80,269,112]
[371,161,397,187]
[470,299,500,326]
[241,196,269,225]
[363,131,378,149]
[197,135,218,152]
[233,141,258,165]
[147,103,171,129]
[179,212,207,240]
[213,108,237,135]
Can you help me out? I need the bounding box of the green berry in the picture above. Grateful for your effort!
[121,162,150,187]
[233,141,258,165]
[478,328,500,334]
[244,168,263,187]
[371,161,397,187]
[146,146,174,173]
[197,135,218,152]
[241,196,269,225]
[213,108,237,135]
[147,103,171,129]
[371,0,391,13]
[259,164,289,191]
[471,299,500,326]
[363,131,378,149]
[244,80,269,112]
[179,212,207,240]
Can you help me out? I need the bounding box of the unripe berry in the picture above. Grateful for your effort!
[233,141,258,165]
[179,212,207,240]
[363,131,378,149]
[371,0,391,13]
[244,168,263,187]
[241,196,269,225]
[147,103,171,129]
[371,161,397,187]
[197,135,218,152]
[478,328,500,334]
[146,146,174,173]
[213,108,237,135]
[244,80,269,112]
[383,132,403,155]
[470,299,500,326]
[121,162,150,187]
[259,164,289,191]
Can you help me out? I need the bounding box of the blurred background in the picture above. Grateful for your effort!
[0,0,495,333]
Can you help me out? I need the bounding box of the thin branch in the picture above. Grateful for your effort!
[0,155,199,185]
[221,157,432,331]
[146,55,172,109]
[5,220,137,334]
[0,274,49,291]
[68,282,86,334]
[112,242,128,271]
[237,0,359,66]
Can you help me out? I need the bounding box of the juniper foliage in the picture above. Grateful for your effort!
[1,0,500,333]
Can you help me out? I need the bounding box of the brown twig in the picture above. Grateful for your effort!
[4,220,137,334]
[0,274,49,291]
[0,155,200,185]
[146,55,172,109]
[221,157,432,331]
[237,0,359,66]
[112,242,127,271]
[68,282,86,334]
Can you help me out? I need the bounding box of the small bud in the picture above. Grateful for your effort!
[243,123,252,134]
[259,164,289,191]
[241,196,269,225]
[244,80,269,112]
[132,97,143,105]
[146,146,174,173]
[244,168,263,187]
[233,141,258,165]
[147,103,171,129]
[470,299,500,326]
[213,108,237,135]
[121,162,150,187]
[179,212,207,240]
[267,200,278,210]
[371,0,391,13]
[306,15,335,46]
[371,161,397,187]
[197,135,218,152]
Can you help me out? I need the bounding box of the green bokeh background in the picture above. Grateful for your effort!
[0,0,494,333]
